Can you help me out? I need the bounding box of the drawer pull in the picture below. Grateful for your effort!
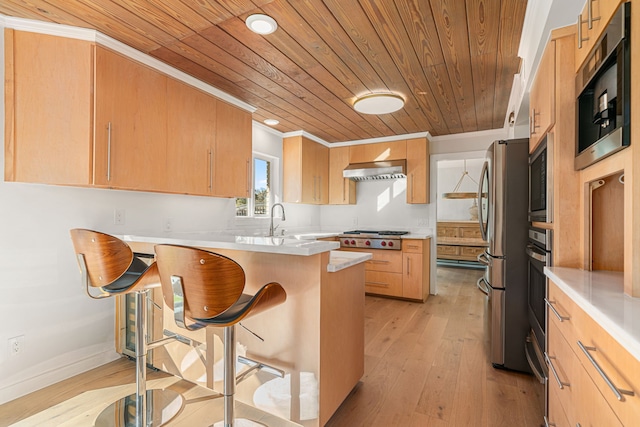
[577,340,635,401]
[368,260,390,264]
[366,281,390,288]
[545,298,570,322]
[543,416,556,427]
[544,352,570,389]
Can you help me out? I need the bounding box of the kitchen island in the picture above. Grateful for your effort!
[124,233,370,427]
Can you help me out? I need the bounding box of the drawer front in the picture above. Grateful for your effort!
[402,239,423,253]
[573,358,624,427]
[437,226,458,238]
[364,250,402,273]
[459,227,482,239]
[548,380,571,427]
[437,245,460,256]
[572,306,640,426]
[364,271,402,297]
[460,246,485,258]
[547,322,577,423]
[547,281,579,351]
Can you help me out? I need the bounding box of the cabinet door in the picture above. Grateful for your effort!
[94,47,167,191]
[165,78,215,196]
[214,101,251,198]
[329,146,356,204]
[529,40,555,153]
[402,252,423,300]
[349,140,406,163]
[315,142,329,204]
[406,137,429,204]
[300,137,318,203]
[5,30,93,186]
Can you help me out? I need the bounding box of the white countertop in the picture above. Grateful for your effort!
[545,266,640,362]
[327,250,372,272]
[124,233,339,256]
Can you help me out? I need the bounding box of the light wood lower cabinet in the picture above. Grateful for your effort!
[547,280,639,427]
[343,238,430,302]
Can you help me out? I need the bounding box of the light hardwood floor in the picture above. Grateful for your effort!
[325,266,545,427]
[0,267,544,427]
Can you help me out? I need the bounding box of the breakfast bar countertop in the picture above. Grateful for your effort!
[123,232,339,256]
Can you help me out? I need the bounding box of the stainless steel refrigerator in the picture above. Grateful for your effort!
[477,139,530,373]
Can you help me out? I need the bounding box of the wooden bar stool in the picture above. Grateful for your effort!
[154,244,287,427]
[70,229,184,426]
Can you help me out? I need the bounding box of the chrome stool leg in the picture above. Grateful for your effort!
[95,290,183,426]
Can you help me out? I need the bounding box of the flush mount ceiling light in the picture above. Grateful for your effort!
[246,14,278,35]
[263,118,279,126]
[353,93,405,115]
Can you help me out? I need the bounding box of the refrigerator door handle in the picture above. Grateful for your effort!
[477,251,491,266]
[477,276,490,296]
[478,160,489,241]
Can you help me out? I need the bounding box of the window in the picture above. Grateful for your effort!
[236,155,274,217]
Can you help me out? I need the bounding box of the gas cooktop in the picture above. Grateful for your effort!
[338,230,409,250]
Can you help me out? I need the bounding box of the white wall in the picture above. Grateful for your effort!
[437,158,485,221]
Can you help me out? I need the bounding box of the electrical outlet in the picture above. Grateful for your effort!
[163,217,173,232]
[417,218,429,226]
[8,335,24,356]
[352,217,358,226]
[114,209,125,225]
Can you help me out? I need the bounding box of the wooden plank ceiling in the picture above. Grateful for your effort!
[0,0,527,143]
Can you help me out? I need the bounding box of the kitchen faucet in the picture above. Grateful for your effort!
[268,203,286,237]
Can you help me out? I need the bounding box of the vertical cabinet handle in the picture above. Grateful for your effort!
[343,178,347,202]
[106,122,112,182]
[545,352,570,389]
[410,174,415,202]
[545,298,570,322]
[208,149,213,192]
[578,13,585,49]
[246,159,250,197]
[587,0,600,29]
[577,340,635,401]
[406,257,411,275]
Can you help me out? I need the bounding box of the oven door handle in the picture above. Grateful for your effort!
[526,245,548,263]
[476,276,490,296]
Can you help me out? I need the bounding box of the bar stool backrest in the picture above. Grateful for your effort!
[70,228,134,287]
[155,245,246,320]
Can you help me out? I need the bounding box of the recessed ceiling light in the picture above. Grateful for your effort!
[246,14,278,35]
[353,93,405,115]
[264,118,279,126]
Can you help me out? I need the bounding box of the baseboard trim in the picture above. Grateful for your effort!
[0,350,120,405]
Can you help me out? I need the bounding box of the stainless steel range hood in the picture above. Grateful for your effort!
[343,160,407,181]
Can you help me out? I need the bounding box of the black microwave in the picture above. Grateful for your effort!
[529,134,552,223]
[575,2,630,170]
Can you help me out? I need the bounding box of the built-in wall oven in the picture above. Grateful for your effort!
[529,133,552,223]
[525,226,551,419]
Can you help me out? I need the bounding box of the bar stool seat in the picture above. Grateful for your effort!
[70,229,184,426]
[154,244,287,427]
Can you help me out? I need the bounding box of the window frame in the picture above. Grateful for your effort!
[236,152,279,218]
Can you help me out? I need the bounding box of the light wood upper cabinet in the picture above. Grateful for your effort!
[214,101,251,198]
[529,40,555,153]
[165,78,215,196]
[4,30,94,186]
[283,135,328,204]
[329,146,356,205]
[576,0,623,71]
[5,30,252,198]
[349,140,406,163]
[94,47,168,191]
[406,137,430,204]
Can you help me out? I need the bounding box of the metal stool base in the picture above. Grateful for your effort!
[211,419,266,427]
[94,389,183,427]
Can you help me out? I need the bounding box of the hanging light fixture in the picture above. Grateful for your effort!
[442,160,479,199]
[353,93,405,115]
